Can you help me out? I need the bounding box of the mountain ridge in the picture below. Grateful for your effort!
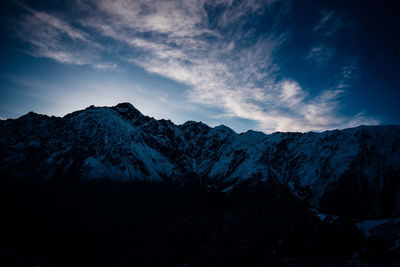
[1,102,400,218]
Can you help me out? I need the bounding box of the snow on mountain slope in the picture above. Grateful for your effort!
[1,103,399,217]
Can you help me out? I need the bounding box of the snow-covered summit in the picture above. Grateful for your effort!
[112,102,143,119]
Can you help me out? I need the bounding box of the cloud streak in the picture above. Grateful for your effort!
[306,44,335,65]
[15,3,112,68]
[12,0,378,132]
[313,9,358,37]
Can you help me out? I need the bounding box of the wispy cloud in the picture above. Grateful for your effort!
[14,3,110,68]
[307,10,358,67]
[313,10,335,32]
[313,9,358,37]
[306,44,335,65]
[335,58,359,89]
[11,0,378,132]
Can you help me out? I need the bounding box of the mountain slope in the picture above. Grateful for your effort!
[1,102,400,218]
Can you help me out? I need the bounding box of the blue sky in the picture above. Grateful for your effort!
[0,0,399,133]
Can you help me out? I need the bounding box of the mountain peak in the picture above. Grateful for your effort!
[115,102,136,109]
[112,102,142,119]
[181,120,209,128]
[213,124,236,134]
[180,120,211,136]
[20,111,49,120]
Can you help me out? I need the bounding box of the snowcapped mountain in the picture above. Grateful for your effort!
[1,102,400,218]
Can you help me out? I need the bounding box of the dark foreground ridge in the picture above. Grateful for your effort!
[1,103,400,264]
[0,179,391,265]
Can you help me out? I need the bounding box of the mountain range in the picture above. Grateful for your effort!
[2,102,400,264]
[1,102,399,219]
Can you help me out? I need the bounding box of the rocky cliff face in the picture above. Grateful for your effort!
[1,102,400,218]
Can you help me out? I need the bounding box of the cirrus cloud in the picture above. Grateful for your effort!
[11,0,378,132]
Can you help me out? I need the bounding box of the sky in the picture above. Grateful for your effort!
[0,0,399,133]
